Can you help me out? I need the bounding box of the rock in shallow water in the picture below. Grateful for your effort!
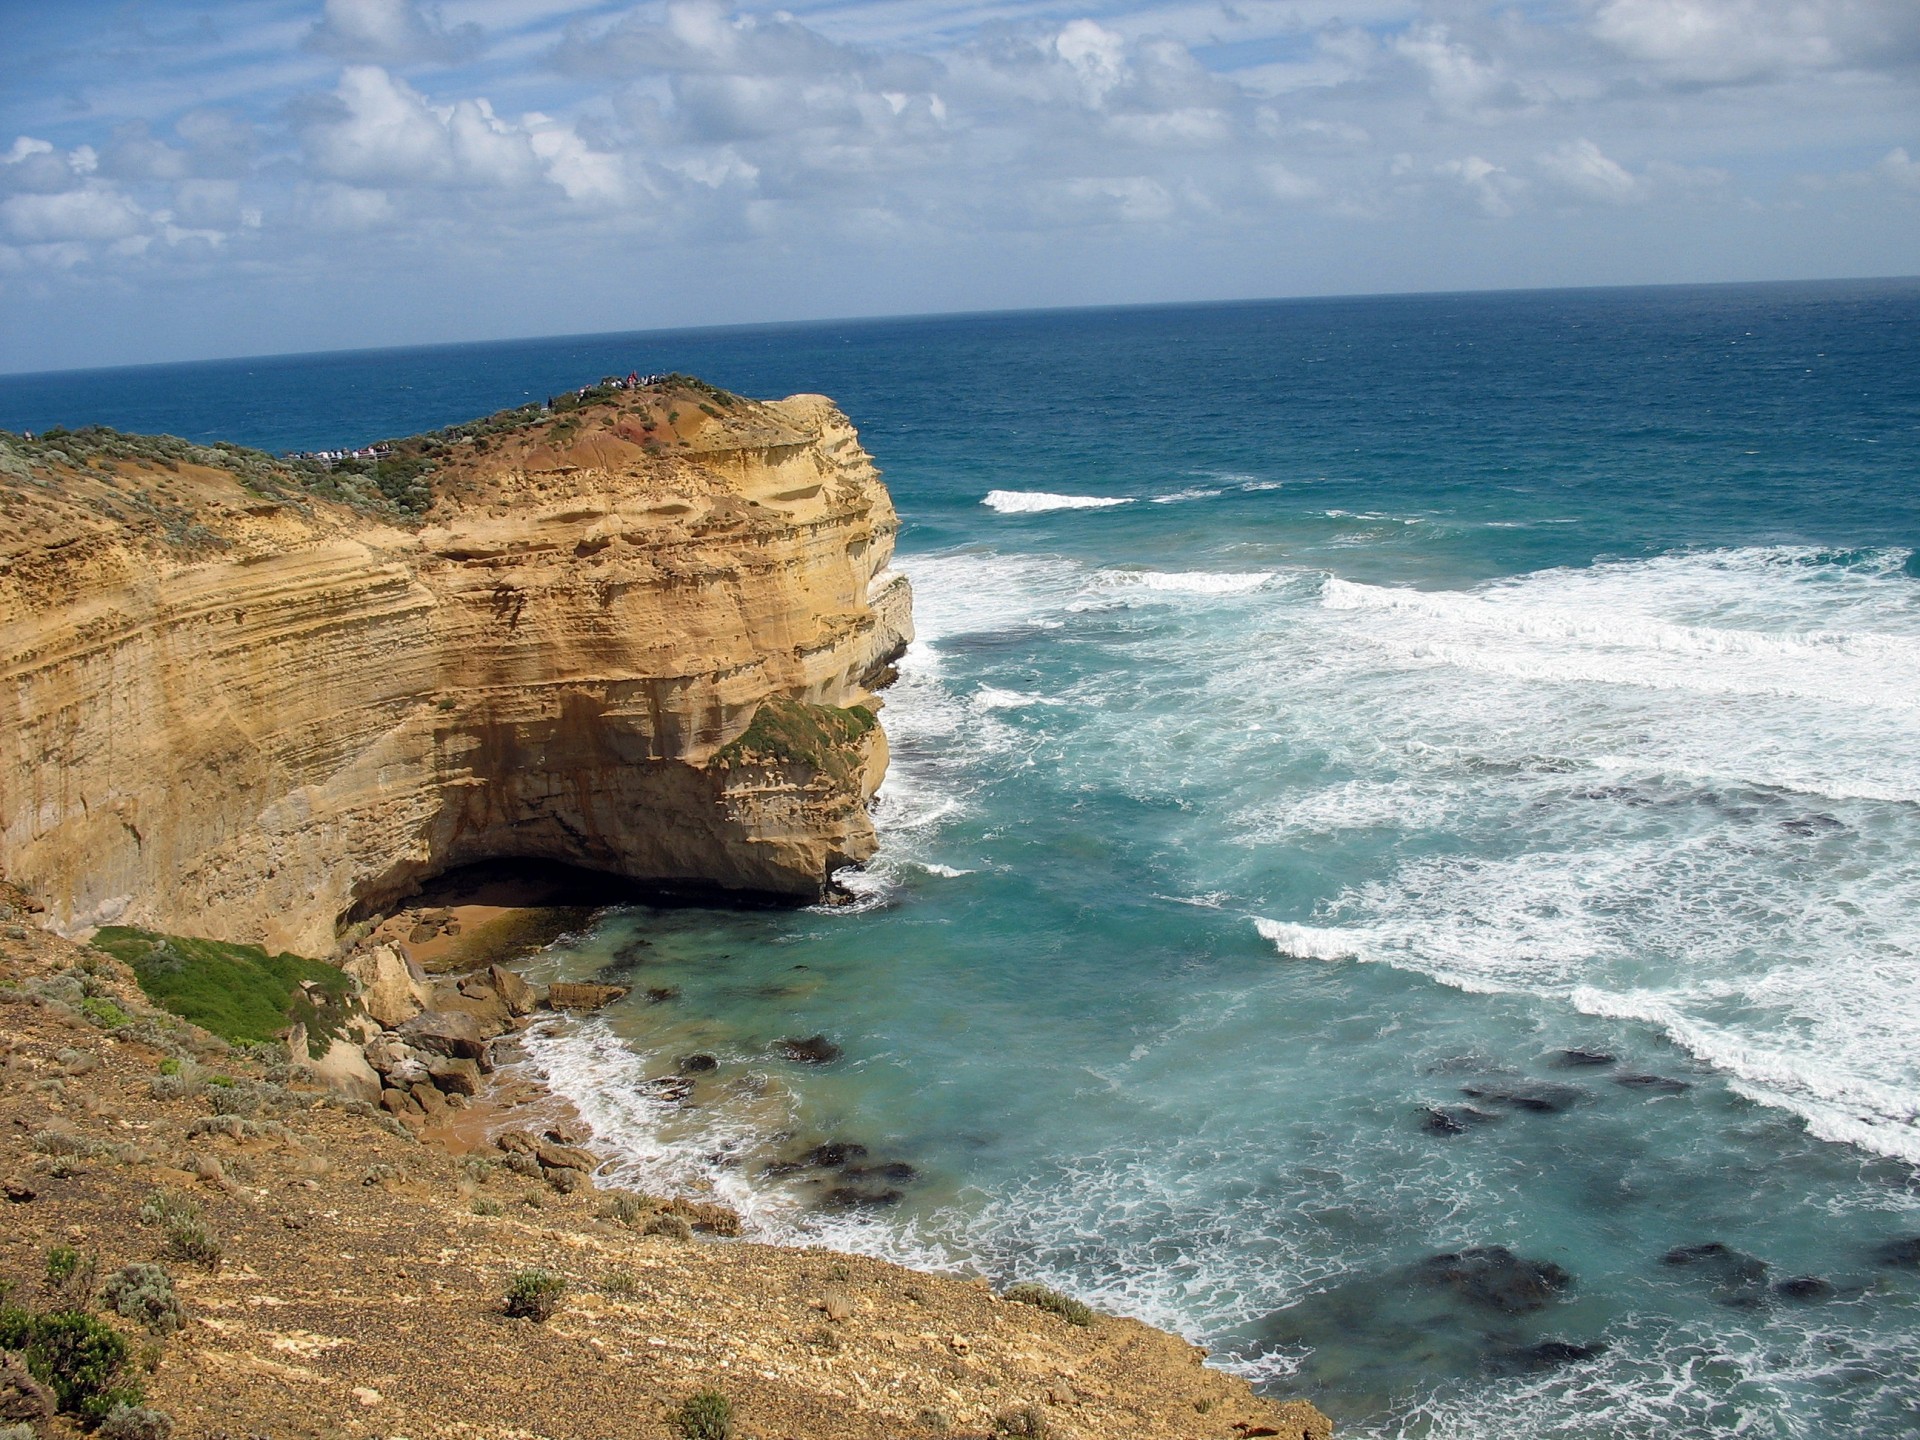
[776,1034,843,1064]
[1416,1246,1572,1314]
[1459,1081,1587,1114]
[1486,1339,1609,1374]
[1421,1104,1499,1136]
[1550,1049,1616,1068]
[1872,1235,1920,1269]
[1774,1275,1836,1302]
[1662,1242,1771,1308]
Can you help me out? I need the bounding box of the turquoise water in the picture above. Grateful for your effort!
[7,281,1920,1436]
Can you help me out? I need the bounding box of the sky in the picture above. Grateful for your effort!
[0,0,1915,372]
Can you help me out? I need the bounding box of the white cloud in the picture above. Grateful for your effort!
[304,182,399,231]
[1396,24,1513,115]
[1877,146,1920,189]
[2,187,148,244]
[300,67,611,199]
[307,0,483,66]
[1590,0,1920,84]
[1436,154,1525,215]
[3,138,53,166]
[1538,138,1644,202]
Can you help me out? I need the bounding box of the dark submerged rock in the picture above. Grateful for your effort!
[1551,1049,1616,1068]
[1872,1236,1920,1269]
[1662,1242,1770,1308]
[676,1053,719,1075]
[846,1161,918,1184]
[821,1185,904,1210]
[644,986,681,1004]
[1459,1081,1587,1114]
[1422,1105,1499,1137]
[1615,1073,1691,1094]
[1774,1275,1836,1302]
[775,1034,843,1064]
[1486,1339,1609,1374]
[1416,1246,1572,1314]
[802,1141,869,1169]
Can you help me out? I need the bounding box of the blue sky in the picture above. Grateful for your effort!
[1,0,1915,371]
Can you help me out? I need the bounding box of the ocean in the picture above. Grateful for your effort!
[7,280,1919,1437]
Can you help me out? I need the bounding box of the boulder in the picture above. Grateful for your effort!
[342,944,429,1029]
[409,1081,448,1117]
[534,1141,598,1173]
[427,1055,483,1097]
[775,1034,842,1064]
[485,964,538,1017]
[362,1033,431,1088]
[307,1034,381,1103]
[396,1009,490,1065]
[546,981,629,1011]
[0,1347,54,1422]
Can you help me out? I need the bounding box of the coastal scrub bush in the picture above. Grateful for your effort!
[994,1404,1050,1438]
[599,1269,639,1299]
[43,1246,97,1305]
[470,1197,505,1217]
[79,996,131,1029]
[100,1265,183,1336]
[0,1304,143,1422]
[712,699,878,783]
[90,928,351,1053]
[98,1402,174,1440]
[503,1269,566,1322]
[1001,1282,1094,1328]
[138,1191,222,1271]
[669,1388,732,1440]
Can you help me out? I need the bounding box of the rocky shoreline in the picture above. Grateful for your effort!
[0,888,1332,1439]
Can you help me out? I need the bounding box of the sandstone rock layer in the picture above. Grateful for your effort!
[0,382,913,952]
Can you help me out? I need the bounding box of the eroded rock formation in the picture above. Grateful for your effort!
[0,380,912,952]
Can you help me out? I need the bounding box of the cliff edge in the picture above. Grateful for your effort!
[0,378,914,953]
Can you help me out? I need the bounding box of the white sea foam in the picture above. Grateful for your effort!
[1093,568,1277,597]
[981,489,1133,513]
[516,1019,964,1273]
[1252,918,1369,961]
[1151,487,1224,504]
[920,862,976,877]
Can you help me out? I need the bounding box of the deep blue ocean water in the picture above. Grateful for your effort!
[7,280,1920,1437]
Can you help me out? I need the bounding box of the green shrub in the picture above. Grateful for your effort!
[470,1197,505,1217]
[156,1057,181,1076]
[600,1269,639,1299]
[98,1402,173,1440]
[138,1191,221,1271]
[79,996,131,1029]
[503,1269,566,1322]
[1001,1282,1094,1328]
[712,699,879,783]
[0,1304,143,1422]
[45,1245,84,1288]
[669,1388,733,1440]
[98,1402,174,1439]
[100,1264,184,1336]
[90,927,351,1053]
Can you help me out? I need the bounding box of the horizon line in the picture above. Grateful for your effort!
[5,272,1917,384]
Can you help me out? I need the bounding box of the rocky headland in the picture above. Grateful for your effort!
[0,377,914,955]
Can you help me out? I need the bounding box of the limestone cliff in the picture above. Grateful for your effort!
[0,379,913,953]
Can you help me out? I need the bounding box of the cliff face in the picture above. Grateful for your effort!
[0,381,913,953]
